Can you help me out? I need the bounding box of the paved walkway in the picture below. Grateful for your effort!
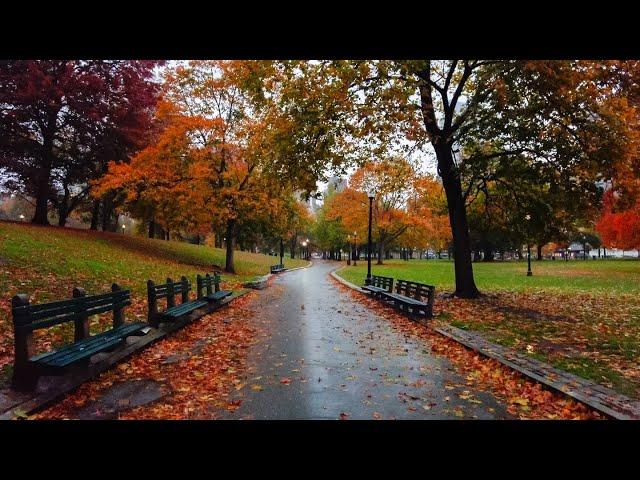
[220,261,512,419]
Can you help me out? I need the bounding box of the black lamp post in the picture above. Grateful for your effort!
[353,231,358,266]
[365,191,374,285]
[525,214,532,276]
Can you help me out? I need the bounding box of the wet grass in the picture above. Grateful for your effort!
[337,258,640,294]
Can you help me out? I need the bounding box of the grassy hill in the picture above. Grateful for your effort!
[0,221,307,382]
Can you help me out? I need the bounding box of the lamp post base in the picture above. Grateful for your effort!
[527,271,533,277]
[364,276,372,285]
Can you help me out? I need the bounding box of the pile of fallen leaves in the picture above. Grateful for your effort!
[334,282,602,420]
[34,292,258,419]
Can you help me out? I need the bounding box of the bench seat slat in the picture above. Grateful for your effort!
[162,300,207,319]
[382,292,426,305]
[205,290,232,302]
[363,286,386,293]
[29,322,146,368]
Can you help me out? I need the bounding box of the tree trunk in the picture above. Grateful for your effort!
[101,192,117,232]
[482,247,494,262]
[537,244,543,261]
[224,220,236,273]
[437,146,479,298]
[148,219,155,239]
[57,185,70,227]
[377,241,384,265]
[290,235,296,259]
[90,200,100,230]
[32,164,52,225]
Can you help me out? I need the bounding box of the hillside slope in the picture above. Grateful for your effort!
[0,221,306,381]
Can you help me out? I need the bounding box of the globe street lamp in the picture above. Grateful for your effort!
[19,214,25,221]
[365,190,374,285]
[525,214,532,276]
[121,224,126,235]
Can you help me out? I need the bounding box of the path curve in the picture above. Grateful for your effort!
[220,260,512,419]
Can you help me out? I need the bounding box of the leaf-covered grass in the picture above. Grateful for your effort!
[337,258,640,399]
[0,221,307,383]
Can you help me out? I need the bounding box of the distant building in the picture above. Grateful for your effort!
[553,243,639,259]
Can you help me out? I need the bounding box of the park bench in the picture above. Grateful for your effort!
[270,263,286,274]
[147,276,207,328]
[362,275,394,299]
[11,284,147,390]
[196,272,232,303]
[381,279,435,319]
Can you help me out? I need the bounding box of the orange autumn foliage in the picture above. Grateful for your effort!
[326,158,450,260]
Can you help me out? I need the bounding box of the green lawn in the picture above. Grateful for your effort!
[0,221,307,383]
[337,258,640,294]
[336,258,640,399]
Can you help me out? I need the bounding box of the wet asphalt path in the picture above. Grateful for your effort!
[220,260,511,420]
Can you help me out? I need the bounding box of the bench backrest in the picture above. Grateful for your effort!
[147,276,191,300]
[395,279,435,306]
[371,275,393,292]
[270,264,284,272]
[12,285,130,335]
[196,273,222,299]
[147,276,192,324]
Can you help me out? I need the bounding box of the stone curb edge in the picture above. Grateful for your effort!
[283,260,313,272]
[329,266,366,293]
[328,267,639,420]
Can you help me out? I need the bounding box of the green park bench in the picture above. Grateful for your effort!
[362,275,394,299]
[270,264,286,274]
[11,284,147,390]
[381,279,435,319]
[196,272,232,303]
[147,276,207,328]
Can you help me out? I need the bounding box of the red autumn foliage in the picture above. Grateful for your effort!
[596,190,640,250]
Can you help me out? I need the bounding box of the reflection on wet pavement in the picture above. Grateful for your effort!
[220,261,512,420]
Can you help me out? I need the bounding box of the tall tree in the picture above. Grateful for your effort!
[0,60,160,225]
[278,60,635,297]
[328,158,419,264]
